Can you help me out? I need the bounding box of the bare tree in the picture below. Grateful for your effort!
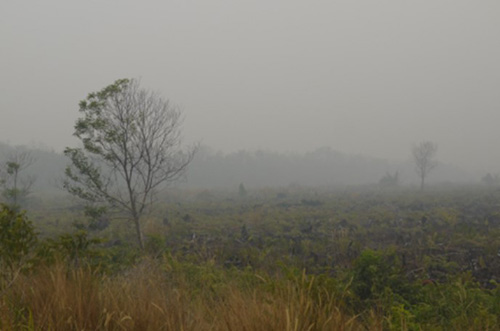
[64,79,196,249]
[0,149,36,211]
[412,141,438,191]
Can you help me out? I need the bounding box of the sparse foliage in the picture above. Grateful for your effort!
[412,141,438,191]
[0,149,36,211]
[64,78,196,249]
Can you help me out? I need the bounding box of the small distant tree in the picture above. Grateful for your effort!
[379,171,399,187]
[412,141,438,191]
[64,79,196,249]
[238,183,247,198]
[0,149,36,211]
[481,173,500,186]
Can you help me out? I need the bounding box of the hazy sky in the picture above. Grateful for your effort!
[1,1,499,174]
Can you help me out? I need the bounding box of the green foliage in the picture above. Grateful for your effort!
[63,148,106,204]
[0,204,37,271]
[386,303,418,331]
[63,79,139,244]
[6,161,20,175]
[144,234,167,258]
[2,186,500,328]
[407,275,500,329]
[349,249,414,310]
[38,230,103,268]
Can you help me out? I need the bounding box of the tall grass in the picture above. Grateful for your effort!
[1,258,497,330]
[0,259,365,330]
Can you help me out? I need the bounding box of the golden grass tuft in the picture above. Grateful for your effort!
[0,259,366,330]
[211,287,363,331]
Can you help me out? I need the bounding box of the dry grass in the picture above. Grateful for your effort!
[211,288,363,331]
[0,260,368,330]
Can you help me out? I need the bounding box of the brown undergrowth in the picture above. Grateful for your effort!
[0,259,366,331]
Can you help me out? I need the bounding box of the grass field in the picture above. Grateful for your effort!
[1,186,499,330]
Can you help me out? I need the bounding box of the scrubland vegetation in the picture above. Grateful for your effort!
[1,186,500,330]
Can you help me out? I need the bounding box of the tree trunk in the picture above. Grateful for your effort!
[420,176,425,191]
[133,217,145,250]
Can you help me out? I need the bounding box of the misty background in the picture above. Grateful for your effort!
[0,142,474,194]
[1,1,499,187]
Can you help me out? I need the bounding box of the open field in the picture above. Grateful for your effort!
[1,186,500,330]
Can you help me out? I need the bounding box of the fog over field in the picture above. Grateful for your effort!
[1,1,499,177]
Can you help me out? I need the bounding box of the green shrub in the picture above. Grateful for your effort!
[37,230,103,268]
[349,249,414,311]
[0,204,37,272]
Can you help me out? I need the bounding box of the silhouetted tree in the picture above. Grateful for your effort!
[412,141,438,191]
[64,79,196,249]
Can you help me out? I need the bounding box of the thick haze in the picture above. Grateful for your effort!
[1,1,499,175]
